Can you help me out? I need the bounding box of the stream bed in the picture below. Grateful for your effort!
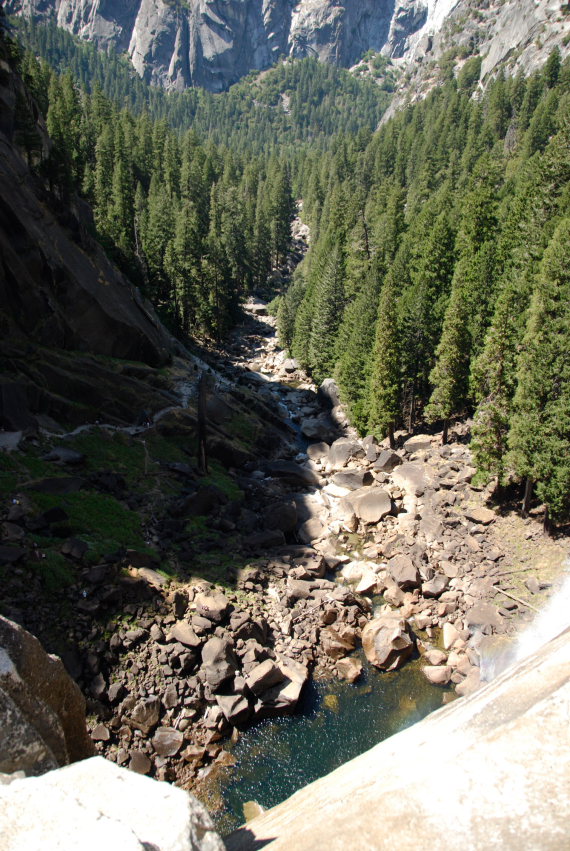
[208,654,448,836]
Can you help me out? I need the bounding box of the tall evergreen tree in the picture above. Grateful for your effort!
[425,266,472,443]
[367,275,400,447]
[507,218,570,523]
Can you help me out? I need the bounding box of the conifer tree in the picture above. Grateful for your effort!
[507,218,570,523]
[425,266,471,444]
[367,275,400,447]
[307,239,345,382]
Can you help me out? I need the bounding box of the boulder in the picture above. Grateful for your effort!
[374,449,402,472]
[419,511,444,543]
[126,697,161,735]
[264,461,320,487]
[298,517,326,544]
[0,616,93,775]
[332,470,373,490]
[318,378,341,409]
[169,622,202,649]
[301,416,337,443]
[355,569,379,596]
[328,439,364,470]
[286,579,314,604]
[152,727,184,757]
[340,561,375,584]
[244,529,286,549]
[256,657,308,714]
[215,693,252,727]
[464,506,496,525]
[388,555,420,590]
[464,603,503,632]
[421,574,449,598]
[263,501,298,533]
[455,666,481,697]
[194,591,231,623]
[245,660,286,697]
[306,442,330,461]
[336,657,363,683]
[403,434,433,454]
[320,626,357,660]
[0,756,224,850]
[283,358,298,373]
[201,637,239,690]
[391,463,430,497]
[442,622,461,650]
[423,648,448,666]
[348,487,392,524]
[422,665,452,686]
[362,613,414,672]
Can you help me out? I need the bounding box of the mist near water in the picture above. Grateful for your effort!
[480,565,570,681]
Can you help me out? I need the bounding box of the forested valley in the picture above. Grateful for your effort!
[8,14,570,526]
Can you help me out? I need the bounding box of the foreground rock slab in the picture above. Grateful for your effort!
[226,629,570,851]
[0,756,224,851]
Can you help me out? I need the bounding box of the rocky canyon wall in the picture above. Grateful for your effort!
[5,0,432,91]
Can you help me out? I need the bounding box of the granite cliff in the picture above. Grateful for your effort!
[6,1,570,92]
[3,0,446,91]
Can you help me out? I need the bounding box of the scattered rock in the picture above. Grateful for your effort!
[194,591,231,623]
[152,727,184,757]
[388,555,420,591]
[422,665,452,686]
[464,507,496,525]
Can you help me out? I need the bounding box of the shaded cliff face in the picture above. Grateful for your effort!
[0,51,178,429]
[6,0,432,91]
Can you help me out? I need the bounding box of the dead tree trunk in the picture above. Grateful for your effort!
[521,477,533,517]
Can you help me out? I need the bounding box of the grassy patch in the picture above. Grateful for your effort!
[188,548,245,585]
[33,550,74,591]
[68,429,146,483]
[228,412,260,450]
[202,460,243,503]
[0,451,55,492]
[31,489,151,561]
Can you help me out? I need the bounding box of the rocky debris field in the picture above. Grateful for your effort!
[1,300,568,800]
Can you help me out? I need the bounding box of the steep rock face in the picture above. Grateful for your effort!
[0,54,178,428]
[6,0,432,91]
[0,68,172,365]
[382,0,570,118]
[0,615,93,776]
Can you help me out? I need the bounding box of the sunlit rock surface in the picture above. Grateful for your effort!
[0,756,225,851]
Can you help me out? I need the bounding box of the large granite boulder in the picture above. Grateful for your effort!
[0,756,224,850]
[346,487,392,524]
[0,616,93,776]
[361,612,414,672]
